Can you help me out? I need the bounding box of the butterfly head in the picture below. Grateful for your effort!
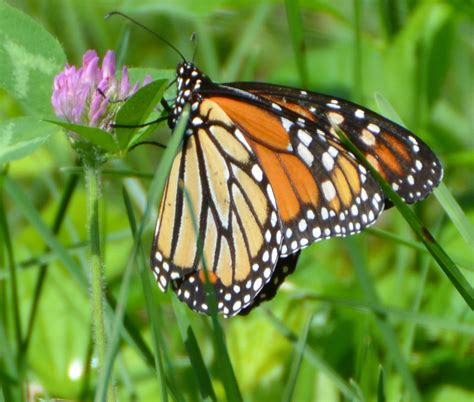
[169,62,205,129]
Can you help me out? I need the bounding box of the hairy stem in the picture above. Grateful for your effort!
[84,163,114,401]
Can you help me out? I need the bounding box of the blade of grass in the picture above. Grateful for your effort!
[434,182,474,250]
[353,319,370,400]
[335,127,474,309]
[265,310,360,400]
[282,313,313,402]
[375,93,474,252]
[95,107,190,402]
[171,298,217,402]
[4,178,156,370]
[123,188,179,402]
[377,0,400,39]
[114,24,131,68]
[15,230,133,272]
[402,221,443,358]
[207,308,242,400]
[294,293,474,335]
[162,180,220,401]
[344,236,421,402]
[368,227,427,253]
[0,173,22,354]
[194,20,219,79]
[60,0,87,60]
[78,333,94,401]
[21,171,79,357]
[377,366,386,402]
[284,0,309,87]
[179,186,242,402]
[365,229,471,271]
[444,150,474,167]
[349,379,366,402]
[0,301,20,402]
[116,353,136,399]
[222,3,272,81]
[352,0,363,102]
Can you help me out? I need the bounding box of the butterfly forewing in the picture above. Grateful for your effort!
[207,94,385,256]
[228,82,443,204]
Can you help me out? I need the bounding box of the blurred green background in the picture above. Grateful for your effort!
[0,0,473,401]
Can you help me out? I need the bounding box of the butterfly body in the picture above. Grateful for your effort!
[151,61,443,317]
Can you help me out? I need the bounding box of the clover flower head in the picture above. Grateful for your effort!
[52,50,152,130]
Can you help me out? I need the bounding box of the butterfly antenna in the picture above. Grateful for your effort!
[105,11,186,61]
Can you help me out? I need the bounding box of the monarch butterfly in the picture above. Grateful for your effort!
[150,61,443,317]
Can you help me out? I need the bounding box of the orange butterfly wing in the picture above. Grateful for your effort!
[209,94,384,256]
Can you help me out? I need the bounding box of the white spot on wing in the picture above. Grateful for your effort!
[234,129,253,153]
[251,164,263,181]
[361,129,376,146]
[298,219,307,232]
[328,146,339,158]
[298,130,312,146]
[281,117,293,132]
[367,123,380,133]
[322,181,336,201]
[327,112,344,125]
[297,143,314,166]
[322,152,335,171]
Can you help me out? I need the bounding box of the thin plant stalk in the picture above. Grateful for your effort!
[0,171,23,401]
[0,174,22,352]
[21,172,79,357]
[84,163,114,402]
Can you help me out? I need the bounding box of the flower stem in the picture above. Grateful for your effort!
[84,163,114,401]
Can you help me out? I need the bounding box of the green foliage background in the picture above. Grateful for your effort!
[0,0,473,401]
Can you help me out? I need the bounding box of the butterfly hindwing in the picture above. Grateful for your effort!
[151,97,283,316]
[238,252,300,315]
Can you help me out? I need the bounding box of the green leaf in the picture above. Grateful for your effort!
[45,120,118,153]
[0,2,66,117]
[114,79,168,150]
[0,117,52,165]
